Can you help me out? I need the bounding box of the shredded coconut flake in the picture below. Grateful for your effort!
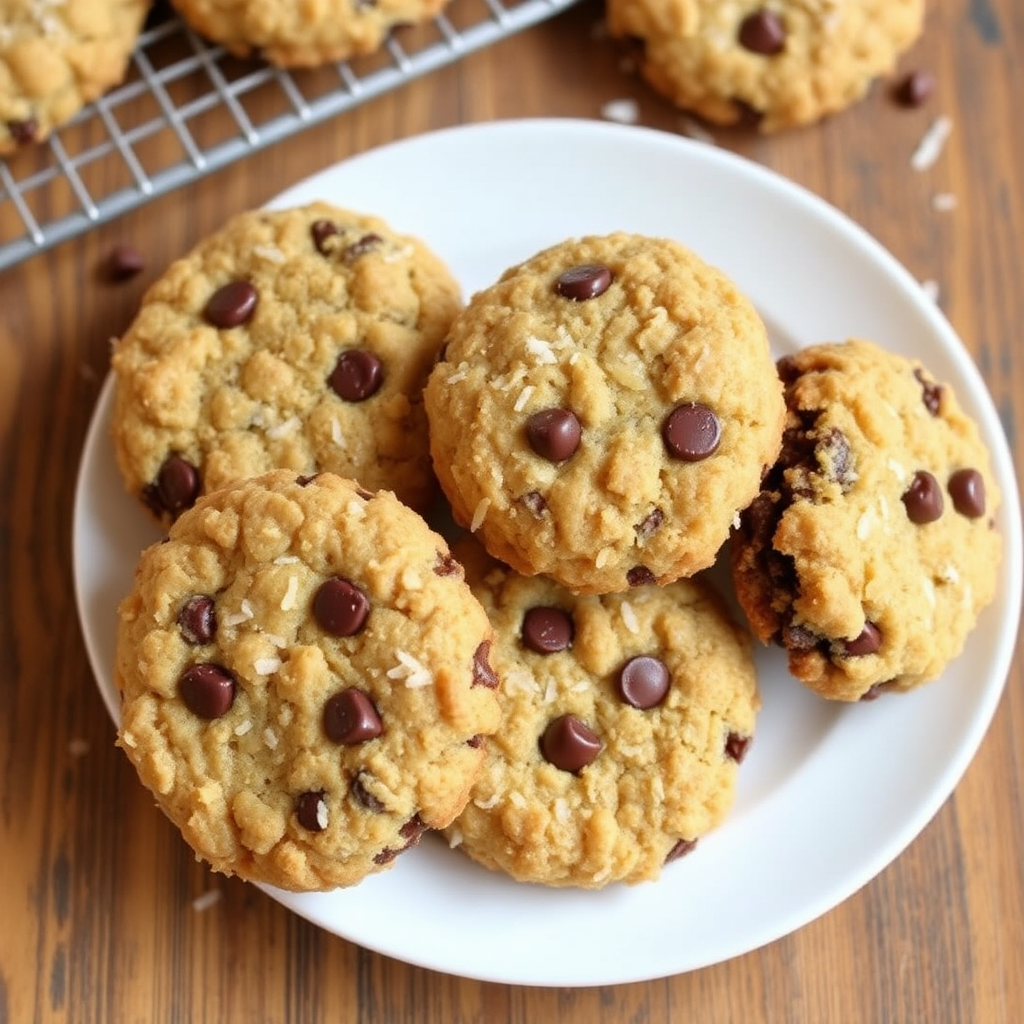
[447,827,463,848]
[401,567,423,590]
[939,563,960,584]
[386,649,433,688]
[253,244,286,264]
[121,731,137,748]
[554,798,570,823]
[263,727,279,750]
[732,509,742,531]
[383,244,414,263]
[192,889,222,913]
[620,600,640,635]
[266,416,300,440]
[222,601,254,627]
[887,457,907,481]
[931,192,958,212]
[513,385,535,412]
[601,98,639,125]
[922,578,936,606]
[254,656,282,676]
[911,115,953,171]
[274,554,299,565]
[263,632,288,649]
[330,416,345,447]
[570,680,589,693]
[446,369,468,385]
[508,791,528,809]
[679,116,716,145]
[280,575,299,611]
[315,798,328,830]
[856,509,875,541]
[595,547,612,569]
[470,497,490,532]
[474,793,501,810]
[234,719,253,737]
[346,499,366,519]
[542,679,558,704]
[525,336,557,365]
[277,705,293,726]
[504,669,538,695]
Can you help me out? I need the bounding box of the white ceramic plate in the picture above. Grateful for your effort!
[73,119,1022,987]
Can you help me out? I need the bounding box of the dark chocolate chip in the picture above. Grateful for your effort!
[520,491,548,518]
[374,847,399,865]
[472,641,499,688]
[635,507,664,542]
[177,595,216,646]
[948,468,986,518]
[296,474,318,487]
[725,732,751,763]
[433,552,461,577]
[399,814,426,844]
[467,734,484,748]
[153,454,200,515]
[203,280,257,328]
[859,681,897,701]
[914,368,942,416]
[781,622,821,652]
[818,428,854,488]
[894,70,936,107]
[295,790,327,831]
[328,349,384,402]
[324,688,382,744]
[844,621,882,656]
[106,243,145,281]
[7,117,38,145]
[617,655,670,709]
[902,470,944,524]
[665,837,697,863]
[626,565,656,588]
[179,664,235,719]
[344,233,383,260]
[522,606,574,654]
[662,403,721,461]
[526,408,582,463]
[350,773,385,812]
[776,355,801,384]
[312,577,370,636]
[311,219,339,253]
[738,9,786,54]
[540,714,602,773]
[555,263,613,301]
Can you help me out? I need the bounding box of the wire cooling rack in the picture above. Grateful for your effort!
[0,0,579,271]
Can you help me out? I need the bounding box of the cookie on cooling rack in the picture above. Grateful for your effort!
[445,538,759,888]
[607,0,925,132]
[731,339,1002,701]
[423,231,784,594]
[0,0,149,155]
[115,470,502,891]
[170,0,450,67]
[111,201,461,527]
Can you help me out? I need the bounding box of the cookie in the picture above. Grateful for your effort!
[111,202,461,527]
[607,0,925,132]
[445,538,759,888]
[423,232,785,595]
[731,339,1001,702]
[0,0,149,154]
[115,470,502,891]
[169,0,449,67]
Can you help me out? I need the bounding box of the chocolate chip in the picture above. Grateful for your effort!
[313,577,370,636]
[662,403,721,461]
[540,714,602,773]
[328,349,384,402]
[344,233,383,260]
[844,621,882,656]
[179,664,235,719]
[295,790,327,831]
[555,263,613,301]
[738,9,786,54]
[324,688,382,744]
[295,474,318,486]
[634,507,664,542]
[894,70,936,107]
[152,454,200,515]
[350,773,385,812]
[520,491,548,518]
[914,368,942,416]
[526,408,582,462]
[818,428,854,489]
[433,552,461,577]
[948,468,986,518]
[902,470,944,524]
[725,732,751,763]
[203,280,257,328]
[7,117,38,145]
[522,606,574,654]
[399,814,426,844]
[626,566,656,588]
[781,622,820,652]
[617,655,670,709]
[106,243,145,281]
[776,355,801,384]
[665,838,697,863]
[859,680,897,701]
[472,641,499,688]
[311,219,339,253]
[177,595,216,645]
[467,734,484,748]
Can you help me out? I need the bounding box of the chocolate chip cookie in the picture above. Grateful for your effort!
[0,0,149,154]
[445,538,759,888]
[170,0,450,67]
[423,232,784,595]
[607,0,925,132]
[115,470,501,891]
[111,202,461,527]
[731,339,1002,701]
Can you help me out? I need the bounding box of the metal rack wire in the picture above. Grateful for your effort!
[0,0,578,271]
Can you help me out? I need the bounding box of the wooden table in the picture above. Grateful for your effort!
[2,0,1021,1019]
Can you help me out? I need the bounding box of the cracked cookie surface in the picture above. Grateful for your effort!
[731,339,1001,701]
[115,470,501,891]
[446,538,759,888]
[424,232,784,594]
[111,202,461,527]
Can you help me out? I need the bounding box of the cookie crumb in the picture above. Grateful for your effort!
[911,116,953,171]
[68,738,90,757]
[601,98,640,125]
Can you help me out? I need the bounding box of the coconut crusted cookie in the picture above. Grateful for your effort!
[731,339,1001,702]
[607,0,925,132]
[111,202,461,527]
[170,0,450,67]
[445,538,759,888]
[424,232,784,595]
[0,0,149,155]
[115,470,501,891]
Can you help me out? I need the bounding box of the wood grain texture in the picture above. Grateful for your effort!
[1,0,1021,1020]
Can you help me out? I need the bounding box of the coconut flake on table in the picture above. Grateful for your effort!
[191,889,222,913]
[920,278,941,303]
[931,192,958,212]
[911,116,953,171]
[678,116,717,145]
[601,98,640,125]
